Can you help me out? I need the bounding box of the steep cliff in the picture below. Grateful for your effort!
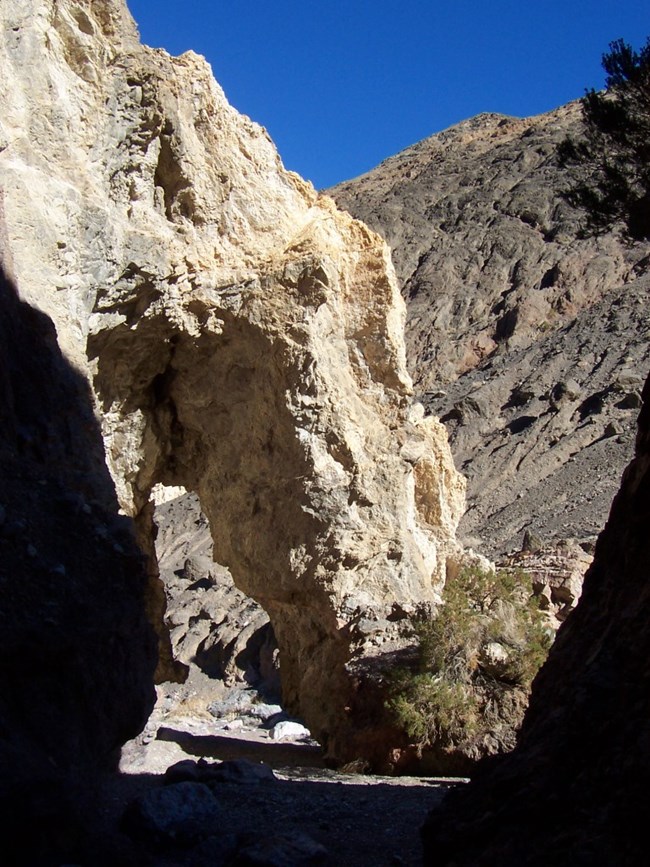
[0,0,470,769]
[330,108,650,555]
[421,371,650,866]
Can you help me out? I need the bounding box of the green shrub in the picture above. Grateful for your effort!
[387,565,552,752]
[558,36,650,240]
[389,674,478,748]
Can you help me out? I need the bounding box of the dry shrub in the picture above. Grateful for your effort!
[387,566,552,754]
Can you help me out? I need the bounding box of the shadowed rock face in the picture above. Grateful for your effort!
[421,374,650,865]
[0,265,157,857]
[329,109,650,556]
[152,490,278,690]
[0,0,470,768]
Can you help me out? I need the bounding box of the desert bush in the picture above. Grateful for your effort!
[387,566,552,753]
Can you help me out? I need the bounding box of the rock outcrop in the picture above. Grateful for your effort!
[503,538,592,625]
[0,0,469,768]
[421,372,650,866]
[329,108,650,556]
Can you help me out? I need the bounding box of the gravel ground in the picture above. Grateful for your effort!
[91,685,460,866]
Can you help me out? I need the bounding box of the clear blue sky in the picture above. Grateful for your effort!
[126,1,648,189]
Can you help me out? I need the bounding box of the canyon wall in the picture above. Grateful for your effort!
[421,372,650,865]
[0,0,469,767]
[330,110,650,556]
[0,262,157,857]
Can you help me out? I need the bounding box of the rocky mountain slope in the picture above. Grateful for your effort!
[329,83,650,867]
[329,106,650,556]
[0,0,475,781]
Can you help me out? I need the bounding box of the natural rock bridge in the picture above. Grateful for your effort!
[0,0,469,767]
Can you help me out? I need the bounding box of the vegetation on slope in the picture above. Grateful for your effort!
[560,36,650,240]
[388,566,552,768]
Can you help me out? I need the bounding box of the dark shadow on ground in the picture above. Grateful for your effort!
[94,763,453,867]
[157,725,325,769]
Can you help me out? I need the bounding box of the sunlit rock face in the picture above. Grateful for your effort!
[0,0,469,766]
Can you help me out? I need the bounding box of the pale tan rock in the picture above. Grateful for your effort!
[502,539,592,625]
[479,641,511,678]
[0,0,469,766]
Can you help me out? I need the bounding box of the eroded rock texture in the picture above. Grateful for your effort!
[421,374,650,866]
[0,0,468,767]
[153,489,278,692]
[430,276,650,556]
[330,108,650,555]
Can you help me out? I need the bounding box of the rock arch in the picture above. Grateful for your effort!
[0,0,468,767]
[87,251,467,766]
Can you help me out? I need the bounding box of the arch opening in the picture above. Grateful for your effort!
[152,483,282,702]
[89,309,357,759]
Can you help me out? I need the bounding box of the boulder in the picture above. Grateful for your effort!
[123,782,220,846]
[270,721,312,742]
[208,759,276,785]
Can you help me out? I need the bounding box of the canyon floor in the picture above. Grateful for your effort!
[93,676,456,866]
